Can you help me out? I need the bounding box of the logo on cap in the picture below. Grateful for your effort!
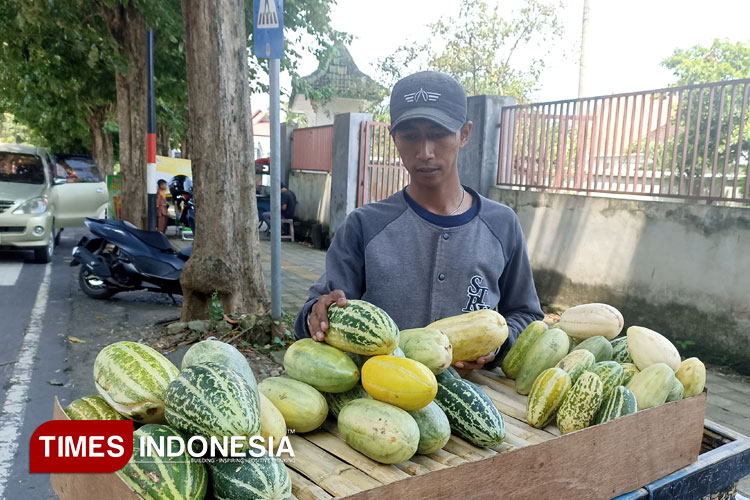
[404,88,441,103]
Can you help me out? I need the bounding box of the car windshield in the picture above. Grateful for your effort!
[55,155,102,183]
[0,153,45,184]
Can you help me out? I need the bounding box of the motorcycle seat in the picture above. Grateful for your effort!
[177,245,192,261]
[123,225,173,252]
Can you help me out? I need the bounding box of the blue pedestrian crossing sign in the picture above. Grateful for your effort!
[253,0,284,59]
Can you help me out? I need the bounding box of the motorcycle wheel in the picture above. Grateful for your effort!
[78,267,117,299]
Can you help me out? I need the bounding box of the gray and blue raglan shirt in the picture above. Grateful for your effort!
[293,186,544,366]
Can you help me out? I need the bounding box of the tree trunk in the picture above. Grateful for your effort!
[86,105,115,178]
[101,2,149,228]
[179,0,269,320]
[157,122,170,156]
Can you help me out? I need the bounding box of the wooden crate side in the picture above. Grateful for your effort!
[345,392,706,500]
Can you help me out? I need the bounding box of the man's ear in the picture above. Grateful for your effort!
[459,121,473,147]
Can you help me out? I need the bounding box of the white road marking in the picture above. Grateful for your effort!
[0,263,52,497]
[0,263,23,286]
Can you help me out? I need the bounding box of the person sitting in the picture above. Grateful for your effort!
[260,182,297,235]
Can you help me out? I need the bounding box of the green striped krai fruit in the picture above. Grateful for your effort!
[675,358,706,398]
[408,401,451,455]
[666,376,685,402]
[361,356,437,410]
[181,339,257,391]
[259,377,327,433]
[65,395,124,420]
[626,326,681,372]
[610,337,633,364]
[526,368,572,429]
[398,327,453,374]
[626,362,674,410]
[209,455,292,500]
[501,320,548,379]
[118,424,207,500]
[94,341,179,423]
[590,361,625,399]
[594,385,637,425]
[434,377,505,447]
[165,362,260,445]
[284,338,359,393]
[555,349,596,385]
[428,309,508,363]
[572,335,613,363]
[323,384,370,418]
[338,398,420,464]
[436,365,461,384]
[558,303,624,341]
[568,334,577,353]
[620,363,640,386]
[556,371,604,435]
[347,347,404,370]
[325,300,400,355]
[515,328,570,395]
[259,393,287,449]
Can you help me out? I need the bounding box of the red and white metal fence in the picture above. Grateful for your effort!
[498,79,750,203]
[357,122,408,207]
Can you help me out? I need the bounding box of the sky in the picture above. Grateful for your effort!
[253,0,750,113]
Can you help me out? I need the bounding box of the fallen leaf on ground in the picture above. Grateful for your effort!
[48,379,64,386]
[96,315,105,320]
[68,336,86,344]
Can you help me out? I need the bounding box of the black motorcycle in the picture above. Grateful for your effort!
[70,217,191,299]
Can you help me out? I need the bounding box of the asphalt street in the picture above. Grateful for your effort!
[0,227,182,498]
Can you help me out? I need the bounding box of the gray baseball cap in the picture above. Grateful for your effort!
[389,71,467,133]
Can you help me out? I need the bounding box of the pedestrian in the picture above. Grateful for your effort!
[156,179,169,234]
[261,182,297,234]
[293,71,544,374]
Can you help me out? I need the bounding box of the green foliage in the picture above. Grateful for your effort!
[0,113,36,144]
[377,0,563,102]
[206,291,225,325]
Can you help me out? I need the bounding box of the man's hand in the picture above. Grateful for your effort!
[454,352,496,378]
[309,290,347,342]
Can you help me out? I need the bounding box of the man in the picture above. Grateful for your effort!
[261,182,297,234]
[293,71,543,373]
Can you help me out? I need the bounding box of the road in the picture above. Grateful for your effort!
[0,227,182,498]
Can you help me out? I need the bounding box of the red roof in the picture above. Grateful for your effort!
[252,110,270,137]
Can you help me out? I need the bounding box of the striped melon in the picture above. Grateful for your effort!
[181,339,257,391]
[666,376,685,402]
[398,327,453,374]
[65,395,124,420]
[433,377,505,447]
[626,362,674,410]
[590,361,625,399]
[620,363,640,385]
[515,328,569,395]
[118,424,207,500]
[259,393,287,449]
[362,355,437,410]
[209,454,291,500]
[501,320,548,379]
[556,371,604,435]
[323,384,371,418]
[559,303,624,340]
[436,365,461,384]
[259,377,328,433]
[408,401,451,455]
[676,357,706,398]
[94,341,179,423]
[428,309,508,363]
[555,349,595,385]
[284,338,359,393]
[594,385,638,424]
[626,326,681,372]
[610,337,633,363]
[347,347,404,370]
[526,368,572,428]
[572,336,613,362]
[338,398,420,464]
[325,300,400,355]
[164,362,260,445]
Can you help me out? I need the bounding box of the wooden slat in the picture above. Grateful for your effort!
[394,459,438,475]
[425,448,468,467]
[303,430,410,484]
[477,383,527,420]
[408,455,450,472]
[443,436,497,461]
[287,469,333,500]
[286,435,382,497]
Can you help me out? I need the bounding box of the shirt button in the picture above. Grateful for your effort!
[438,273,446,281]
[442,233,450,240]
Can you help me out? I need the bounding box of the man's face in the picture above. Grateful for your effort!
[391,119,471,188]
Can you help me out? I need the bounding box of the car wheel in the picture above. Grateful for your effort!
[54,228,63,246]
[78,267,116,299]
[33,226,55,264]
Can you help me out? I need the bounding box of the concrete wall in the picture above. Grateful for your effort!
[489,187,750,373]
[288,170,331,228]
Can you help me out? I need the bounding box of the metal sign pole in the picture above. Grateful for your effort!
[146,29,157,231]
[270,58,281,319]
